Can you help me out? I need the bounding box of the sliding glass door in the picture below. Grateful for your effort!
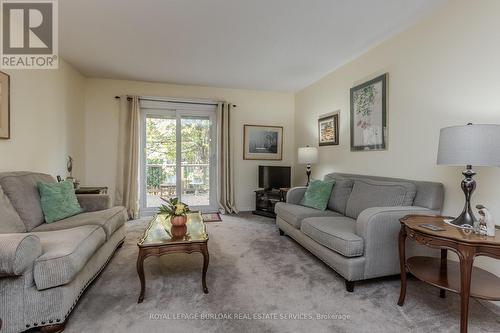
[140,101,217,216]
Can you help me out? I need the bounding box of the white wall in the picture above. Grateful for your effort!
[0,60,86,180]
[83,78,294,211]
[295,0,500,276]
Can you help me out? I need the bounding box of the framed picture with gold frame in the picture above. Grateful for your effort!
[0,71,10,139]
[318,112,339,146]
[243,125,283,160]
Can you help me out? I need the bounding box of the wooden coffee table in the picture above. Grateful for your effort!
[398,215,500,333]
[136,212,209,303]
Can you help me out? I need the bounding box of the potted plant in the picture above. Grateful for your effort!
[158,197,191,226]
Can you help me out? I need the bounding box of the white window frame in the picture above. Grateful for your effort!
[140,100,217,217]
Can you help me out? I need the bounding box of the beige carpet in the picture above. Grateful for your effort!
[61,213,499,333]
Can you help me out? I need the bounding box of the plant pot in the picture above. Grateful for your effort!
[171,225,188,239]
[171,215,187,226]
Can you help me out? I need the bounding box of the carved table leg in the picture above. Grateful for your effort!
[201,244,210,294]
[397,225,407,306]
[137,249,146,303]
[440,248,447,298]
[458,246,475,333]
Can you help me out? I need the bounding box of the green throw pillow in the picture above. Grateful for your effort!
[300,179,335,210]
[38,180,83,223]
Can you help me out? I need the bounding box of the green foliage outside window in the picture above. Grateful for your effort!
[146,117,210,192]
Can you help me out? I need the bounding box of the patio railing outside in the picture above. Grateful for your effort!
[146,163,210,207]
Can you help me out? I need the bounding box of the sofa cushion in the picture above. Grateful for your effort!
[38,180,83,223]
[32,206,127,240]
[301,216,364,257]
[0,172,56,231]
[345,179,417,219]
[275,202,340,229]
[300,179,335,210]
[324,176,354,215]
[0,185,26,233]
[32,225,106,290]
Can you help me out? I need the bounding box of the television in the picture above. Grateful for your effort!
[259,166,291,190]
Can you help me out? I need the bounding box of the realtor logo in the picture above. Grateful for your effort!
[1,0,58,69]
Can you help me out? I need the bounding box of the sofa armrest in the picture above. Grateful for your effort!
[0,233,41,277]
[286,186,307,205]
[355,206,438,278]
[77,194,111,212]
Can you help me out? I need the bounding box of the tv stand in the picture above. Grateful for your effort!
[253,188,288,218]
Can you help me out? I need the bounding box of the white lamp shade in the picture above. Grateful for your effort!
[437,124,500,166]
[298,147,318,164]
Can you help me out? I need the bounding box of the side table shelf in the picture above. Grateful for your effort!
[407,256,500,301]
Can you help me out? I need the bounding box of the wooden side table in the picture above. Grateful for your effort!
[75,186,108,194]
[398,215,500,333]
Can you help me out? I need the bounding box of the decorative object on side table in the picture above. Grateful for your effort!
[476,204,496,236]
[398,215,500,333]
[66,155,80,189]
[437,123,500,228]
[298,146,318,186]
[350,73,387,151]
[0,70,10,140]
[243,124,283,160]
[158,197,191,226]
[318,111,339,146]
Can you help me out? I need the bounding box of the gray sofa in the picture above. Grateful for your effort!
[0,172,127,333]
[275,173,444,292]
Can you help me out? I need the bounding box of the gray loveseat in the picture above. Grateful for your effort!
[0,172,127,333]
[275,173,444,292]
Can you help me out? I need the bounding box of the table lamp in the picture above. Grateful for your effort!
[437,123,500,227]
[298,146,318,186]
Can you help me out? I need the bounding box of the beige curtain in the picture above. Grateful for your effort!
[115,96,140,219]
[217,103,238,214]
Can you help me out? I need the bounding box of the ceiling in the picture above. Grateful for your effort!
[59,0,446,92]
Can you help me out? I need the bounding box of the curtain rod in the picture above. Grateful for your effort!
[114,96,236,107]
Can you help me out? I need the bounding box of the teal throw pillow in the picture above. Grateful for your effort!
[300,179,335,210]
[38,181,83,223]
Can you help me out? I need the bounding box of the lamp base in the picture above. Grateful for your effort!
[305,164,311,186]
[448,165,477,228]
[448,209,476,228]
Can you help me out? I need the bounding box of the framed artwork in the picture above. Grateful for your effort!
[318,112,339,146]
[350,73,387,151]
[243,125,283,160]
[0,71,10,139]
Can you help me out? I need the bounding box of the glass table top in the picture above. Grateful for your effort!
[138,212,208,247]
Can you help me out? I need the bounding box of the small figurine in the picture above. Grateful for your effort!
[67,156,74,178]
[476,204,496,237]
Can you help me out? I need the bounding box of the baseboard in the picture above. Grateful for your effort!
[236,207,254,212]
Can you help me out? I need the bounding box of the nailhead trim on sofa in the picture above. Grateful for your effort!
[25,239,124,330]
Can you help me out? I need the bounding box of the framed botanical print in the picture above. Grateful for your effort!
[318,112,339,146]
[0,71,10,139]
[243,125,283,160]
[350,73,387,151]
